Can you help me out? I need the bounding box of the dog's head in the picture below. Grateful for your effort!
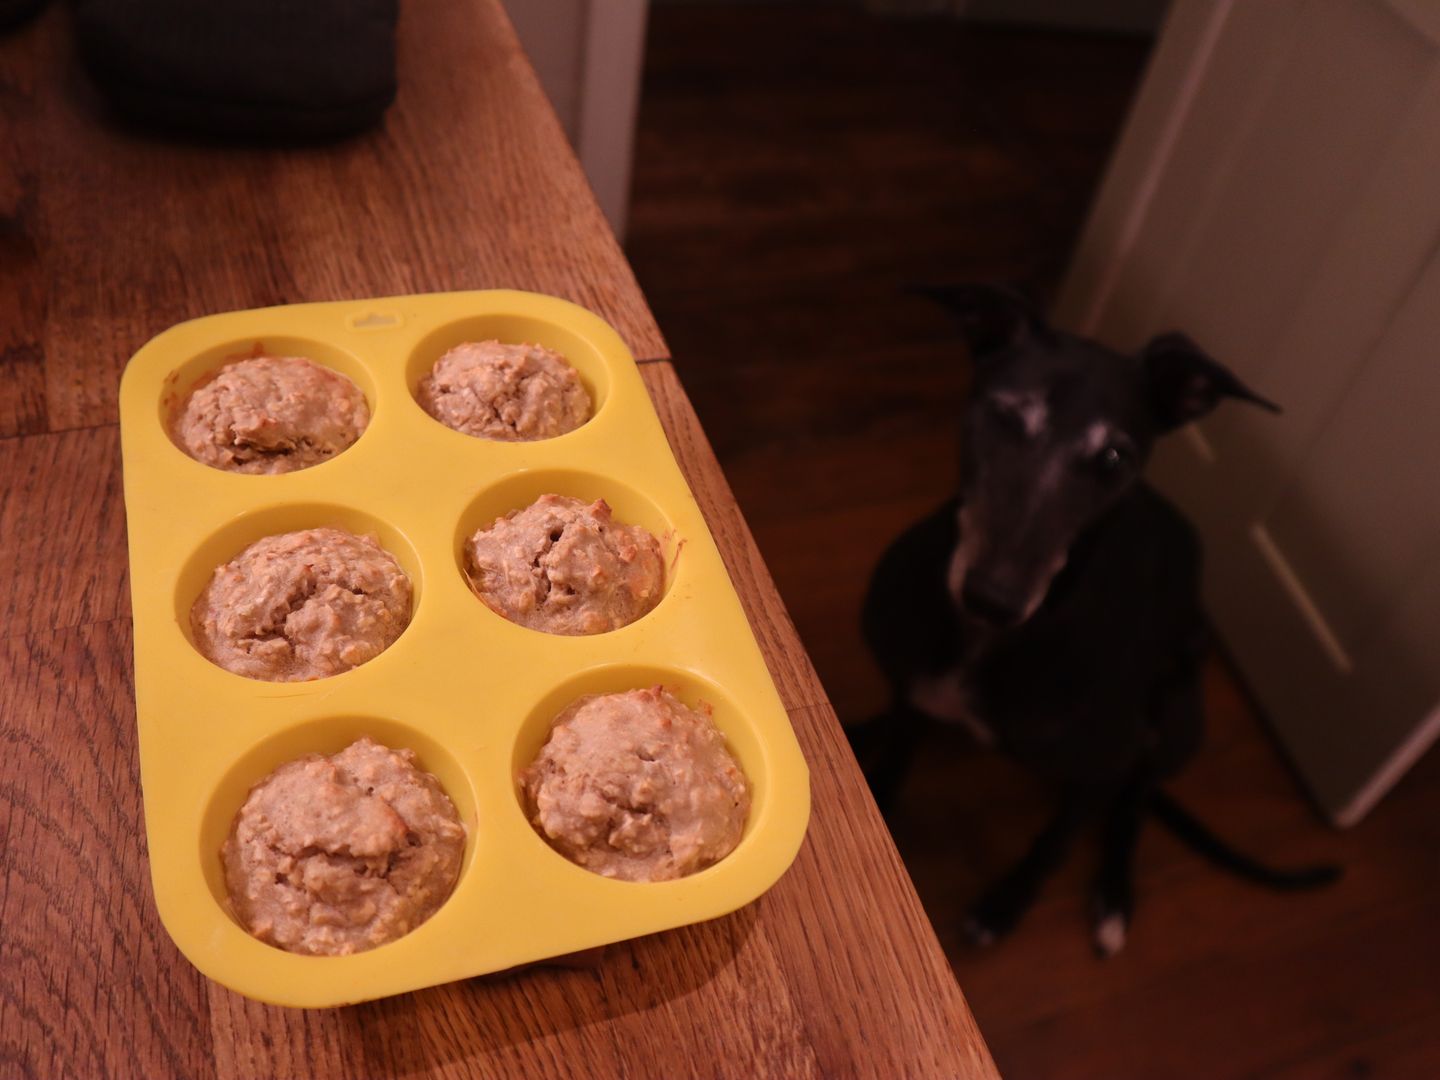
[921,284,1278,629]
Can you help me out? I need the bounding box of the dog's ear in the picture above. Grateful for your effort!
[908,283,1048,360]
[1142,332,1280,431]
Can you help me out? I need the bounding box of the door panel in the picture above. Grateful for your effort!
[1268,252,1440,655]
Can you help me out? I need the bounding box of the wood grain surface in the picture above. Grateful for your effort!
[0,0,667,440]
[0,1,997,1077]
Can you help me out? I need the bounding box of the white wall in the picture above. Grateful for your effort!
[503,0,649,239]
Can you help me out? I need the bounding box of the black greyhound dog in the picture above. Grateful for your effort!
[856,284,1338,956]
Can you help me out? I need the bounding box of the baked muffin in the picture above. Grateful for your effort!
[416,340,590,441]
[191,527,411,681]
[223,737,465,956]
[464,495,664,635]
[173,354,368,473]
[520,687,750,882]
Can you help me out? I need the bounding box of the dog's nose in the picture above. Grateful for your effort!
[960,577,1025,627]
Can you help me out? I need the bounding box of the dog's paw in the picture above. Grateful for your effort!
[963,890,1025,947]
[1091,911,1128,958]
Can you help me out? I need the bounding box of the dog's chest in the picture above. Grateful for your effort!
[907,666,996,747]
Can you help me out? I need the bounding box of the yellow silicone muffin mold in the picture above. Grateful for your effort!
[120,290,811,1007]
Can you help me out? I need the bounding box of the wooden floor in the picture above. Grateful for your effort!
[627,5,1440,1077]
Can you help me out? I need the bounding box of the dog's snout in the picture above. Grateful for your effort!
[960,577,1026,627]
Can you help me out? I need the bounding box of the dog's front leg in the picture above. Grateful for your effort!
[1091,776,1150,957]
[965,789,1097,946]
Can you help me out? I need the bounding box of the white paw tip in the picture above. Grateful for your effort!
[1094,913,1127,957]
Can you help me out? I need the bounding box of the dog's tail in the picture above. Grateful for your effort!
[1150,789,1342,890]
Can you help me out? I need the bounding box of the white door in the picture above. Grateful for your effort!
[1057,0,1440,825]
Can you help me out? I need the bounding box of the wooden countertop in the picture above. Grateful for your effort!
[0,2,998,1076]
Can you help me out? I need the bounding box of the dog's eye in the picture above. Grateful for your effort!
[1092,444,1130,476]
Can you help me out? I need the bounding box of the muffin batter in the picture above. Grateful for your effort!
[416,340,591,440]
[173,354,369,473]
[464,495,664,635]
[223,737,466,956]
[520,687,750,882]
[192,528,412,681]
